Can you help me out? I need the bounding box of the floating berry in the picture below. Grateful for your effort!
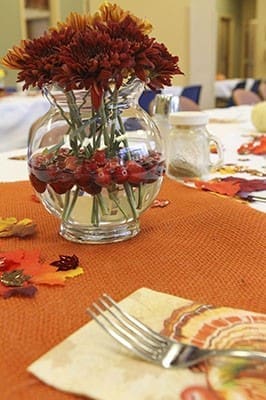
[74,163,92,188]
[92,149,107,166]
[143,162,165,183]
[50,171,75,194]
[64,155,78,171]
[29,173,47,193]
[95,167,112,187]
[126,160,146,185]
[83,181,102,195]
[112,166,128,184]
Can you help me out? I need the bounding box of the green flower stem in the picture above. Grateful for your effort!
[65,91,82,152]
[96,193,108,215]
[49,188,64,209]
[62,190,70,220]
[137,184,143,209]
[108,191,128,219]
[117,114,131,160]
[62,186,80,221]
[91,108,97,148]
[49,92,73,127]
[109,90,118,153]
[91,196,99,226]
[79,91,90,111]
[99,101,110,147]
[123,182,138,220]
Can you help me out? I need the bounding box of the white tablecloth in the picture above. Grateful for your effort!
[0,94,50,153]
[205,105,266,212]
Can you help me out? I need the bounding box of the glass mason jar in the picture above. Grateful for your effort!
[166,111,223,181]
[150,93,180,151]
[27,80,165,244]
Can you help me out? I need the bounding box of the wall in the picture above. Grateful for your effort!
[59,0,88,21]
[255,0,266,78]
[216,0,243,77]
[88,0,190,88]
[190,0,216,108]
[0,0,23,86]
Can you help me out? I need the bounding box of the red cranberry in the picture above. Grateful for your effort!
[112,166,128,184]
[29,173,47,193]
[94,167,112,187]
[126,160,145,185]
[50,171,75,194]
[83,181,102,195]
[92,149,107,166]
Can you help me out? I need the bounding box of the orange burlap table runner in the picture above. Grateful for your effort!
[0,178,265,400]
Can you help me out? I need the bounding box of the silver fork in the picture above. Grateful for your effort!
[86,294,266,369]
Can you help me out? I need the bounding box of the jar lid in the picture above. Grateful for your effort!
[169,111,209,126]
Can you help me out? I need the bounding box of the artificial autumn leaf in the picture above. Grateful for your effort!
[237,135,266,155]
[0,269,31,287]
[12,219,37,237]
[3,285,37,299]
[151,199,170,208]
[0,217,37,237]
[24,262,57,278]
[50,254,79,271]
[0,217,17,235]
[0,249,84,299]
[0,249,24,269]
[216,165,240,175]
[187,177,266,203]
[186,178,241,197]
[221,177,266,193]
[216,164,265,177]
[31,267,84,285]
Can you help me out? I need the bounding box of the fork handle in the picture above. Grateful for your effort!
[214,349,266,361]
[169,347,266,368]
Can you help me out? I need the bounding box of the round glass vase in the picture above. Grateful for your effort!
[27,81,165,244]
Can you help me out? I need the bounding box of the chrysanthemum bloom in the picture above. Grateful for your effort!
[1,2,183,108]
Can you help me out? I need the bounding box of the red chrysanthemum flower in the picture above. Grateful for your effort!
[1,2,183,107]
[2,27,75,89]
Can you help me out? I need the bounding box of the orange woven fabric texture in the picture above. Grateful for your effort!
[0,178,265,400]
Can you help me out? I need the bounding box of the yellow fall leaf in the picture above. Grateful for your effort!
[0,217,36,237]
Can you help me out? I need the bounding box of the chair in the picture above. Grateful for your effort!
[226,80,246,107]
[258,82,266,100]
[138,89,161,113]
[180,85,202,104]
[250,79,261,95]
[179,96,200,111]
[232,89,261,105]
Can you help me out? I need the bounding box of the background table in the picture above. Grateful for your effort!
[0,93,49,152]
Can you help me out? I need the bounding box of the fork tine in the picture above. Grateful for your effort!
[99,295,164,348]
[86,305,144,355]
[102,294,168,344]
[87,299,159,360]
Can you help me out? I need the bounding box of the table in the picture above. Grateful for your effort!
[0,105,265,400]
[0,93,49,152]
[214,78,255,100]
